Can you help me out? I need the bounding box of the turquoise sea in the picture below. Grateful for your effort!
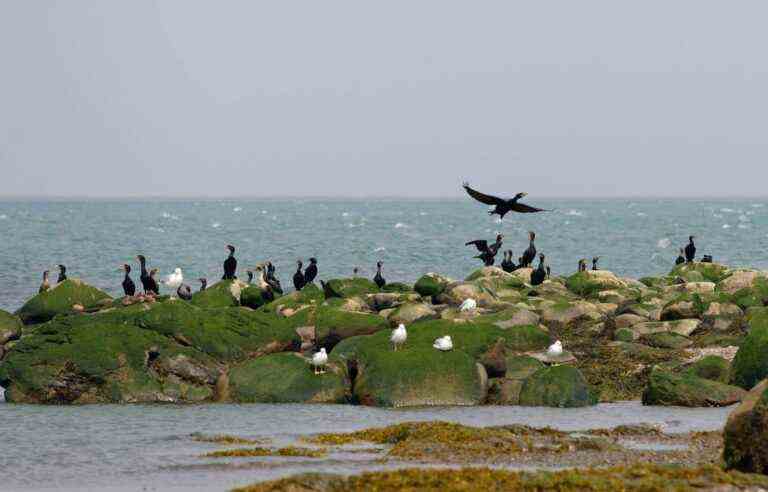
[1,198,766,311]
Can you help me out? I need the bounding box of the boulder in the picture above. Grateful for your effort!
[730,309,768,390]
[670,262,730,284]
[615,313,647,329]
[474,308,540,329]
[191,280,247,309]
[0,310,22,345]
[314,305,388,348]
[529,350,577,365]
[723,380,768,473]
[228,352,347,403]
[465,266,512,282]
[365,292,418,311]
[642,367,745,407]
[239,285,272,309]
[505,355,545,380]
[661,300,699,321]
[413,273,452,297]
[539,301,604,330]
[518,365,597,408]
[686,355,731,384]
[436,282,496,307]
[633,319,701,337]
[614,327,639,342]
[639,332,692,349]
[702,303,744,332]
[387,303,438,327]
[662,282,716,295]
[565,270,627,296]
[322,278,380,298]
[381,282,414,293]
[719,270,768,295]
[510,268,533,284]
[16,279,112,324]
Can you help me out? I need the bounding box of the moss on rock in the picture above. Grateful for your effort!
[190,280,247,309]
[686,355,730,384]
[16,279,112,324]
[315,305,388,348]
[642,367,745,407]
[228,352,346,403]
[413,273,451,297]
[731,309,768,390]
[0,309,22,345]
[322,278,379,298]
[724,379,768,473]
[518,365,597,408]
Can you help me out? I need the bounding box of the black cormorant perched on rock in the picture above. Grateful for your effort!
[246,270,254,284]
[177,284,193,301]
[353,267,360,277]
[685,236,696,263]
[266,262,282,293]
[223,245,237,280]
[578,259,587,273]
[39,270,50,294]
[546,266,551,279]
[462,183,549,221]
[592,257,600,271]
[254,264,275,302]
[466,234,503,266]
[198,278,207,292]
[501,251,516,273]
[57,264,67,284]
[521,232,537,268]
[702,255,713,263]
[136,255,158,295]
[304,258,318,283]
[373,261,386,289]
[148,269,160,295]
[530,254,546,286]
[293,260,306,291]
[121,264,136,296]
[675,249,685,265]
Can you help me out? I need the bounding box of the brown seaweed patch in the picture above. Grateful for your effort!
[203,446,327,458]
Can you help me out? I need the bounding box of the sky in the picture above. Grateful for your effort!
[1,1,767,198]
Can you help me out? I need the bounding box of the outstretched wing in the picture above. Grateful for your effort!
[510,202,548,213]
[463,182,506,206]
[465,239,489,252]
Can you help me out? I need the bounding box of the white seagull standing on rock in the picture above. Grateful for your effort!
[165,268,184,297]
[311,348,328,375]
[433,335,453,351]
[547,340,563,356]
[391,324,407,351]
[459,298,477,312]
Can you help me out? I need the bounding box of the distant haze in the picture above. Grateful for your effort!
[2,1,767,198]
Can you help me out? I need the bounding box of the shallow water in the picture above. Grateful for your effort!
[1,198,767,311]
[0,402,733,492]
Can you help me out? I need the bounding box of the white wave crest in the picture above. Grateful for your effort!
[657,238,671,249]
[161,212,180,220]
[233,207,242,212]
[738,224,750,229]
[374,247,386,252]
[636,212,647,217]
[751,203,764,208]
[722,224,731,229]
[212,222,221,228]
[565,209,583,216]
[720,208,735,213]
[0,214,7,220]
[394,223,408,229]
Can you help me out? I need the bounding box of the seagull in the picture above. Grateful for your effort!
[547,340,563,356]
[165,268,184,297]
[460,298,477,312]
[311,348,328,375]
[433,335,454,351]
[391,324,407,351]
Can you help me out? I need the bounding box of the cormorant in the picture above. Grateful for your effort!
[177,284,193,301]
[223,245,237,280]
[521,232,537,267]
[57,264,67,284]
[198,278,207,292]
[373,261,386,288]
[121,264,136,296]
[136,255,158,295]
[293,260,306,291]
[546,266,551,279]
[466,234,504,266]
[684,236,696,263]
[304,257,318,283]
[592,257,600,271]
[148,269,160,295]
[702,255,713,263]
[462,182,549,221]
[246,270,254,284]
[254,264,275,302]
[39,270,50,294]
[675,249,685,265]
[530,254,546,286]
[266,262,283,293]
[501,250,516,273]
[353,267,359,277]
[578,259,587,272]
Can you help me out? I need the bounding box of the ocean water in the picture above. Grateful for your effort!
[0,402,733,492]
[1,198,767,311]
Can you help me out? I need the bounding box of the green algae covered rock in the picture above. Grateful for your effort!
[639,331,692,349]
[386,303,438,326]
[518,365,597,408]
[315,305,388,348]
[642,367,745,407]
[259,283,324,315]
[322,278,379,299]
[686,355,731,384]
[239,285,271,309]
[731,309,768,390]
[228,352,347,403]
[0,309,22,345]
[381,282,414,294]
[723,379,768,473]
[16,279,112,324]
[413,273,451,297]
[670,262,731,284]
[565,271,627,297]
[190,279,248,308]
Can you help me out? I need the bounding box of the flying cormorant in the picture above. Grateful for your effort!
[685,236,696,263]
[521,232,537,268]
[373,261,386,288]
[462,182,549,221]
[136,255,158,295]
[466,234,504,266]
[177,284,193,301]
[675,249,685,265]
[57,264,67,284]
[39,270,50,294]
[121,264,136,296]
[198,278,207,292]
[304,257,318,283]
[501,250,516,273]
[223,245,237,280]
[293,260,306,291]
[592,257,600,271]
[530,254,546,286]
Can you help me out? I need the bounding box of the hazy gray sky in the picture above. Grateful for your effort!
[1,1,767,198]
